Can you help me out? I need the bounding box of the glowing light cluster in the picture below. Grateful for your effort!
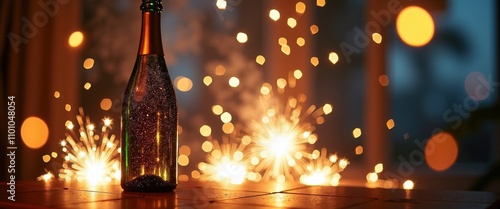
[248,81,339,183]
[197,129,251,185]
[363,163,414,190]
[300,148,349,186]
[57,108,120,185]
[196,76,347,185]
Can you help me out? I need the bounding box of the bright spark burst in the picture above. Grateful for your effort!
[37,171,54,181]
[300,148,349,186]
[58,108,120,185]
[197,126,251,185]
[248,81,334,183]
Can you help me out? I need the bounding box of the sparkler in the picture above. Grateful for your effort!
[58,108,121,184]
[37,171,54,181]
[197,126,252,184]
[299,148,349,186]
[247,81,335,183]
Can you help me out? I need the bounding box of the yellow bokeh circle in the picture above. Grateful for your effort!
[21,117,49,149]
[396,6,435,47]
[68,31,84,47]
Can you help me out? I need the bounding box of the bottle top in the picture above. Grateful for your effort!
[141,0,162,13]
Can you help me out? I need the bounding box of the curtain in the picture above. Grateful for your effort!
[1,0,81,180]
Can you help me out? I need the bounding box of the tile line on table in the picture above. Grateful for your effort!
[337,199,380,209]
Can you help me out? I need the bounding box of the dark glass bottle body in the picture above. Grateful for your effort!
[121,0,177,192]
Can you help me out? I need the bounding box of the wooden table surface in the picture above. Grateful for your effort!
[1,180,499,208]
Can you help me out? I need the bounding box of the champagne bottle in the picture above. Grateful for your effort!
[121,0,177,192]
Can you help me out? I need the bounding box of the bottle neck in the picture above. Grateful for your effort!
[138,11,163,55]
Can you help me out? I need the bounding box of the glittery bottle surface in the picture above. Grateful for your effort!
[121,54,178,192]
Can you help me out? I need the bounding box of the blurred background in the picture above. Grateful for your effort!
[1,0,498,192]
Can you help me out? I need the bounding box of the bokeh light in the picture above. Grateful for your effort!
[374,163,383,173]
[323,104,333,115]
[179,147,191,160]
[425,132,458,171]
[215,65,226,76]
[175,76,193,92]
[386,119,395,130]
[465,71,491,101]
[236,32,248,43]
[293,69,303,79]
[379,75,390,86]
[328,52,339,64]
[83,82,91,90]
[316,0,326,7]
[278,37,287,46]
[100,98,112,111]
[68,31,84,47]
[269,9,280,21]
[352,128,362,138]
[310,57,319,66]
[200,125,212,137]
[203,76,213,86]
[256,55,266,65]
[65,104,72,112]
[355,146,363,155]
[220,112,232,123]
[310,25,319,35]
[179,155,189,166]
[216,0,227,10]
[281,44,291,55]
[372,33,382,44]
[191,170,201,179]
[42,155,51,163]
[366,172,378,183]
[287,18,297,28]
[396,6,435,47]
[296,37,305,47]
[296,2,306,14]
[403,180,414,190]
[222,122,234,134]
[83,58,94,69]
[202,140,213,152]
[260,83,271,95]
[229,77,240,87]
[21,117,49,149]
[212,105,223,115]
